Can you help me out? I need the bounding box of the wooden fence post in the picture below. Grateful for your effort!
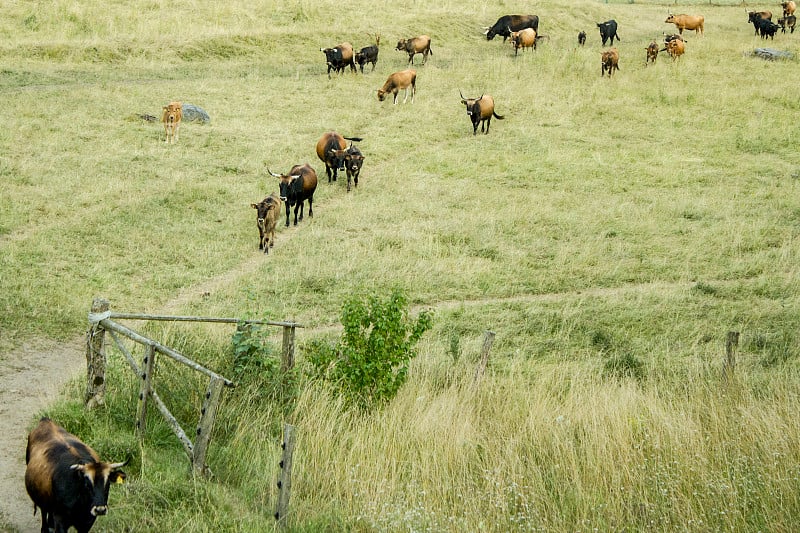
[473,330,496,386]
[136,344,156,438]
[85,298,110,409]
[281,325,296,371]
[724,331,739,377]
[275,424,297,529]
[193,377,224,476]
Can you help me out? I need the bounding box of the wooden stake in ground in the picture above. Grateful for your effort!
[85,298,110,409]
[275,424,297,529]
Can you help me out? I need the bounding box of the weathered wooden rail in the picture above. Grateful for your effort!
[85,297,302,475]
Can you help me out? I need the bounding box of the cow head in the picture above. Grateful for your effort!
[665,14,676,24]
[328,148,348,171]
[344,146,364,175]
[270,169,302,204]
[251,197,278,228]
[69,459,127,517]
[162,102,182,125]
[395,39,408,51]
[377,88,388,101]
[460,90,484,117]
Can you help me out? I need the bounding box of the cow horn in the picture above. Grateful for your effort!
[108,459,130,469]
[459,89,466,102]
[267,168,282,177]
[483,29,490,34]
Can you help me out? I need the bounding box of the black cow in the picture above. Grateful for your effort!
[343,144,364,192]
[597,19,621,46]
[320,43,355,78]
[753,17,780,38]
[270,164,318,227]
[485,14,539,41]
[778,14,797,32]
[25,418,127,533]
[355,45,379,72]
[578,31,587,46]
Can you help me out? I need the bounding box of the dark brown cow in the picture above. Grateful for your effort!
[270,164,318,227]
[778,14,797,32]
[315,132,363,183]
[645,40,659,65]
[578,31,587,46]
[250,193,282,253]
[25,418,127,533]
[396,35,433,65]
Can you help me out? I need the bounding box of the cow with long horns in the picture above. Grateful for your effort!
[25,418,128,533]
[460,91,505,135]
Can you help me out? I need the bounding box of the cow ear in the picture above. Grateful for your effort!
[251,203,259,209]
[110,471,126,485]
[70,463,87,472]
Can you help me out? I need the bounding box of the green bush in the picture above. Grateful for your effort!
[308,289,432,409]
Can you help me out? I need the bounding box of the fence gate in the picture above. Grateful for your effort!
[85,297,301,475]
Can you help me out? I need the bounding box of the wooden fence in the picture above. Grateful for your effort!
[85,297,302,475]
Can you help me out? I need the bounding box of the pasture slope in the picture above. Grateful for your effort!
[1,0,800,530]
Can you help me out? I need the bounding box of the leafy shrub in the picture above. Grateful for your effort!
[308,289,432,409]
[603,352,646,381]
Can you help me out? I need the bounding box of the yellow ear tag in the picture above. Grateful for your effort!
[116,476,125,484]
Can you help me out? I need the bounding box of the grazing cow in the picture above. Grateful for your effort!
[748,11,773,35]
[396,35,433,65]
[665,13,704,36]
[269,164,318,227]
[459,91,505,135]
[601,48,620,77]
[660,37,686,60]
[316,132,364,183]
[645,40,659,65]
[344,144,364,192]
[161,101,182,144]
[251,194,282,253]
[783,1,796,17]
[597,20,621,46]
[510,28,538,55]
[377,69,416,104]
[778,14,797,32]
[485,15,539,41]
[25,418,127,533]
[578,31,587,46]
[356,34,380,73]
[320,42,356,78]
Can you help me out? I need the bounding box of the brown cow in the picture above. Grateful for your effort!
[25,418,127,533]
[601,48,619,77]
[269,164,318,227]
[660,37,685,61]
[251,193,282,253]
[161,101,182,144]
[396,35,433,65]
[459,92,504,135]
[645,41,659,65]
[778,14,797,32]
[665,13,704,36]
[510,28,537,55]
[378,69,416,104]
[782,1,796,17]
[315,132,363,183]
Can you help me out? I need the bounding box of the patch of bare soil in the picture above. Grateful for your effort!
[0,336,84,533]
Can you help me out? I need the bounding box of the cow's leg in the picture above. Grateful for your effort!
[354,172,359,189]
[393,91,399,105]
[410,83,415,104]
[485,117,491,134]
[346,172,352,192]
[308,196,314,218]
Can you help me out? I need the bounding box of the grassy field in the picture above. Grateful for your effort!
[2,0,800,531]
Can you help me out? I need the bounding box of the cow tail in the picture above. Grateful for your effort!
[616,32,621,41]
[493,112,505,120]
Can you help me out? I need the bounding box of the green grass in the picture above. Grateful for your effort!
[3,0,800,531]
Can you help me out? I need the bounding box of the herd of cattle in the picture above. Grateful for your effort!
[23,6,798,526]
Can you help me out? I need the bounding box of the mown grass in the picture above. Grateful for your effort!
[2,0,800,530]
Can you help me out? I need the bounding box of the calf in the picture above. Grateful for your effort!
[250,193,282,253]
[320,42,356,78]
[645,40,659,65]
[269,164,318,227]
[578,31,587,46]
[485,14,539,42]
[778,14,797,32]
[161,101,182,144]
[396,35,433,65]
[510,28,538,55]
[665,13,704,36]
[660,37,686,60]
[459,91,504,135]
[597,20,621,46]
[344,144,364,192]
[753,16,781,38]
[25,418,127,533]
[378,69,417,104]
[601,48,620,77]
[748,11,774,35]
[356,33,380,73]
[316,131,363,183]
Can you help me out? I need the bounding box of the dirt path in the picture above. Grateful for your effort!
[0,336,85,533]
